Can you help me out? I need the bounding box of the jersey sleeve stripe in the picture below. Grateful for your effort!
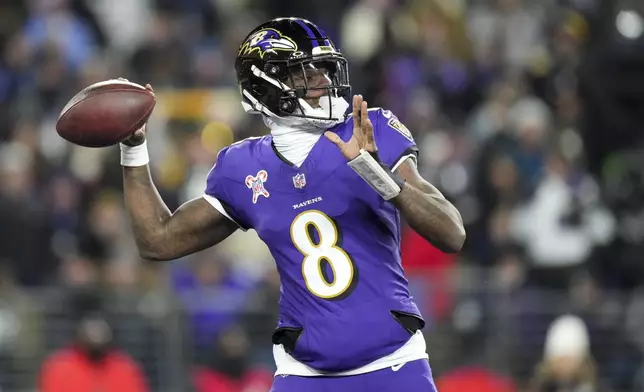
[391,147,419,172]
[202,194,248,231]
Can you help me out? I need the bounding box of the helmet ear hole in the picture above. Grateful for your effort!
[264,63,281,77]
[279,98,297,115]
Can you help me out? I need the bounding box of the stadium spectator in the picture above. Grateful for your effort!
[39,310,148,392]
[401,225,456,322]
[171,249,257,356]
[527,314,610,392]
[436,365,518,392]
[511,151,615,290]
[192,325,272,392]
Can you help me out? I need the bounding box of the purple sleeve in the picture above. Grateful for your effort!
[371,108,419,170]
[204,147,250,230]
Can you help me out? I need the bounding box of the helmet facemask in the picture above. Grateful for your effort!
[240,53,351,129]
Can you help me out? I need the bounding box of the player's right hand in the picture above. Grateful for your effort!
[121,79,154,147]
[325,95,376,160]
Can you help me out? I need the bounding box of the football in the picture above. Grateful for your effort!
[56,79,156,148]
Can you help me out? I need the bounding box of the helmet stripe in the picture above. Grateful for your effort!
[294,20,321,48]
[304,21,332,47]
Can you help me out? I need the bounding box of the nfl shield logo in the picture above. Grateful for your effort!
[293,173,306,189]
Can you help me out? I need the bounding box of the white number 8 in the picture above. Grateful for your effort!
[290,210,355,299]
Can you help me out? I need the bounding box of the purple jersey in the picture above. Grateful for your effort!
[205,108,423,372]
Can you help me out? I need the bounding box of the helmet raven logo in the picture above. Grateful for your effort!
[238,28,298,59]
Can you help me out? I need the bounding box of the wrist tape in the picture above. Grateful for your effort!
[120,141,150,167]
[347,149,405,200]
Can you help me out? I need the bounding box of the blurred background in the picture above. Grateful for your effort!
[1,0,644,391]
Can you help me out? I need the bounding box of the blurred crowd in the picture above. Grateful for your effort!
[2,0,644,391]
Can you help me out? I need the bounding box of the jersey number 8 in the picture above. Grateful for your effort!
[290,210,355,299]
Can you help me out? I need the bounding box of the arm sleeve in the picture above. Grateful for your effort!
[203,147,250,231]
[372,108,419,171]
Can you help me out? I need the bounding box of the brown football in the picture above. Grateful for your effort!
[56,79,156,148]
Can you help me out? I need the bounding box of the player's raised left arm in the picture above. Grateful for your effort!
[392,159,465,253]
[325,95,465,253]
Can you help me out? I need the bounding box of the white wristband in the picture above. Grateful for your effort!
[120,141,150,167]
[347,149,402,200]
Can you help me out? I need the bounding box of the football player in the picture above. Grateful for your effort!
[119,17,465,392]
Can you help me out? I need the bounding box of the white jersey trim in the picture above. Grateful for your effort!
[391,154,417,172]
[273,330,428,377]
[201,194,247,231]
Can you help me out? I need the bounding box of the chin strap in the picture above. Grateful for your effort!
[347,149,406,200]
